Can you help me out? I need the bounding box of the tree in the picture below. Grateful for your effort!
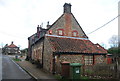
[20,48,28,56]
[108,35,119,78]
[108,47,118,54]
[109,35,118,48]
[108,35,119,55]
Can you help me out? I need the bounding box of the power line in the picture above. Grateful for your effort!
[87,15,119,35]
[0,30,27,39]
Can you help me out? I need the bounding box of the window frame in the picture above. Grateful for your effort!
[84,55,94,65]
[48,30,52,35]
[72,30,78,37]
[57,29,64,36]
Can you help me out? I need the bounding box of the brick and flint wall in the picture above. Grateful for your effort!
[43,36,107,74]
[31,40,44,64]
[43,37,54,73]
[47,13,87,38]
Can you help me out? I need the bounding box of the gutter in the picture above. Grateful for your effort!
[54,52,107,55]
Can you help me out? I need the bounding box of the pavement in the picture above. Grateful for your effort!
[14,57,56,80]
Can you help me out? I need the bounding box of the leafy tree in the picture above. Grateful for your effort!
[108,47,118,54]
[20,48,28,55]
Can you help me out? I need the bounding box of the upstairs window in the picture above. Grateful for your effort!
[48,30,52,35]
[57,29,64,36]
[72,30,78,37]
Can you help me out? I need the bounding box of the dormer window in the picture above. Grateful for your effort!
[59,30,63,35]
[49,30,52,35]
[72,30,78,37]
[57,29,64,36]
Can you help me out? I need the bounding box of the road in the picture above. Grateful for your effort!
[0,48,2,81]
[2,55,33,80]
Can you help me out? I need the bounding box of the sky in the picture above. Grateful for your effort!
[0,0,119,49]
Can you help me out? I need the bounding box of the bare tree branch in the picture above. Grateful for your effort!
[109,35,118,48]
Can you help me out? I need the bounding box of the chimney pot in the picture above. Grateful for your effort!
[37,25,39,27]
[63,3,72,13]
[37,25,40,38]
[37,25,40,33]
[47,21,51,29]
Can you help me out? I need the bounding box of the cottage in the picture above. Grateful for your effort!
[27,3,108,74]
[2,41,20,55]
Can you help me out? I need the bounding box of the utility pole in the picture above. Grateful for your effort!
[116,1,120,79]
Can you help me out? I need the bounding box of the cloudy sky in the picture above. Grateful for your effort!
[0,0,119,49]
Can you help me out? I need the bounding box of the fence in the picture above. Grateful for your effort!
[81,63,119,79]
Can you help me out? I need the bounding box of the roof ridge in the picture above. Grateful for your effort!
[8,43,17,48]
[45,34,89,40]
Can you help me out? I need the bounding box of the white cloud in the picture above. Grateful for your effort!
[0,0,119,49]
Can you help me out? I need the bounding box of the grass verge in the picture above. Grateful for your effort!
[12,58,21,61]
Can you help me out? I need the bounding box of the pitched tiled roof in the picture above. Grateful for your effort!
[46,35,107,54]
[7,43,17,48]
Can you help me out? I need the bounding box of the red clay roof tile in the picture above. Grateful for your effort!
[47,36,107,54]
[7,44,17,48]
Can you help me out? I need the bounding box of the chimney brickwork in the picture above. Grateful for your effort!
[63,3,72,14]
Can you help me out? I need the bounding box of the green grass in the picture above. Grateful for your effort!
[54,74,62,79]
[12,58,21,61]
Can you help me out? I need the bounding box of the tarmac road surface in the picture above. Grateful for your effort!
[2,55,33,80]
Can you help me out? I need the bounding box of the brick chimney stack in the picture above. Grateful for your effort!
[11,41,13,44]
[37,25,40,33]
[63,3,72,14]
[47,21,51,29]
[37,25,40,38]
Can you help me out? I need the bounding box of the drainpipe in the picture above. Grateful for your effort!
[52,52,55,74]
[41,38,44,68]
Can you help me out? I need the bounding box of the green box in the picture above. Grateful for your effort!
[70,63,82,79]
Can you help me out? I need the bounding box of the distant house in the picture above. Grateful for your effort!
[3,41,20,55]
[27,3,108,74]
